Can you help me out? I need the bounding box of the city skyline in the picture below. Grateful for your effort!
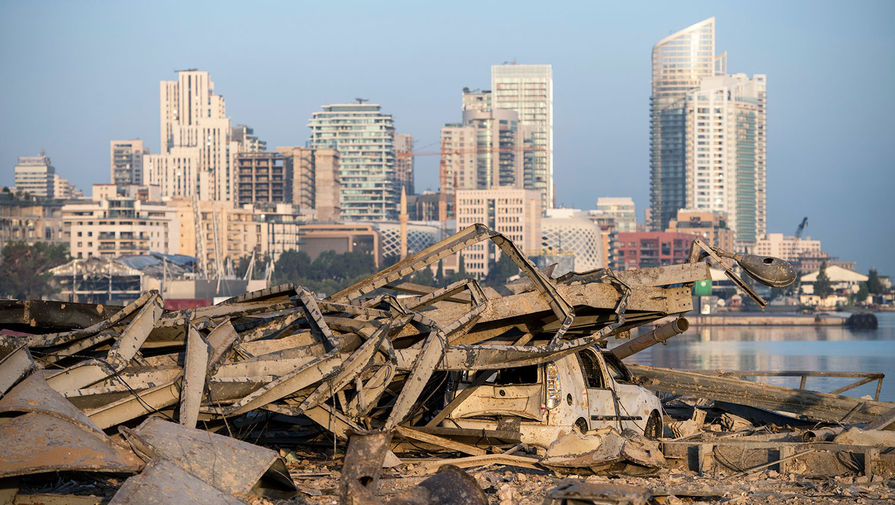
[1,1,893,273]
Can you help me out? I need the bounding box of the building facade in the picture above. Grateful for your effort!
[0,196,66,245]
[63,196,178,259]
[666,209,735,252]
[540,215,604,273]
[110,140,149,185]
[491,64,554,209]
[236,152,287,206]
[455,187,541,278]
[146,70,240,203]
[276,146,341,221]
[650,17,721,232]
[307,103,396,221]
[595,197,637,233]
[394,133,414,195]
[616,231,700,269]
[14,153,55,199]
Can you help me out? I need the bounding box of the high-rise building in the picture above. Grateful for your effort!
[650,18,766,250]
[146,70,240,203]
[308,102,396,221]
[110,140,149,185]
[491,64,554,209]
[394,133,414,195]
[684,74,767,248]
[236,152,287,206]
[455,187,541,278]
[650,17,721,232]
[14,153,55,199]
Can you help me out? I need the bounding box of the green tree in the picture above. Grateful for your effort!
[853,282,870,305]
[814,261,834,299]
[484,253,518,287]
[272,250,311,284]
[0,242,69,299]
[867,268,884,294]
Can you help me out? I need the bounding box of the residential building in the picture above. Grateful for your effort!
[92,184,161,202]
[146,70,240,203]
[395,133,414,195]
[455,187,541,278]
[800,265,869,307]
[52,174,82,199]
[649,17,767,250]
[616,231,700,269]
[307,102,396,221]
[754,233,852,273]
[0,195,66,245]
[254,203,310,261]
[14,153,55,199]
[684,73,767,248]
[110,140,149,185]
[236,152,287,206]
[276,146,341,221]
[165,199,266,277]
[540,214,603,273]
[491,64,554,209]
[62,193,178,259]
[666,209,734,252]
[596,197,637,233]
[650,18,720,232]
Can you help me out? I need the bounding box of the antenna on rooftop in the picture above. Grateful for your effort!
[355,97,368,104]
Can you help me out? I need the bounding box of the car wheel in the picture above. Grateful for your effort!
[644,411,662,439]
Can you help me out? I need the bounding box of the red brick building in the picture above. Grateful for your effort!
[616,231,700,269]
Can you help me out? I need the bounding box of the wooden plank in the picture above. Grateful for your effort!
[394,426,486,456]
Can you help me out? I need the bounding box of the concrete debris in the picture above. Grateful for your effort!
[543,480,650,505]
[0,224,892,502]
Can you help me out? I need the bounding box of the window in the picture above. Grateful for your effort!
[577,350,604,388]
[603,353,633,384]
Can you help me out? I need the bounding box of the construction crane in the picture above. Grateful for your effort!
[794,217,808,239]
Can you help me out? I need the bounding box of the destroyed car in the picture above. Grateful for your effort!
[442,346,663,448]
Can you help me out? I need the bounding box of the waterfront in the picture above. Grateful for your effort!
[612,312,895,402]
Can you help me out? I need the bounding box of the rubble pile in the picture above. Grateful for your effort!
[0,224,893,504]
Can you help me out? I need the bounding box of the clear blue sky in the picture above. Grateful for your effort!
[1,1,893,274]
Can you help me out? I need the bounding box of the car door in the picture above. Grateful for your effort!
[601,351,650,433]
[576,348,621,432]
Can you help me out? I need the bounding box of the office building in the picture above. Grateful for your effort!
[455,187,541,278]
[110,140,149,185]
[491,64,553,208]
[146,70,240,203]
[14,153,55,199]
[395,133,414,195]
[307,102,396,221]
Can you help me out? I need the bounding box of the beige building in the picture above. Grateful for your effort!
[63,191,178,259]
[92,184,161,202]
[0,197,66,245]
[277,146,341,221]
[166,199,265,277]
[455,188,541,278]
[595,197,637,233]
[146,70,240,203]
[52,174,82,199]
[110,140,149,185]
[667,209,734,252]
[754,233,822,262]
[491,64,554,209]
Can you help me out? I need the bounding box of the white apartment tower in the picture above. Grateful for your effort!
[145,70,239,203]
[14,153,55,198]
[685,74,767,247]
[491,64,554,209]
[308,103,397,221]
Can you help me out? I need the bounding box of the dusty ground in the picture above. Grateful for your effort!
[278,453,895,505]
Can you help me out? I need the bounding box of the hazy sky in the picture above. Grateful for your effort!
[1,1,893,274]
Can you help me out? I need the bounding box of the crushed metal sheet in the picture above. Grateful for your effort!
[0,345,34,396]
[0,371,105,438]
[0,412,143,478]
[109,458,247,505]
[121,416,296,499]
